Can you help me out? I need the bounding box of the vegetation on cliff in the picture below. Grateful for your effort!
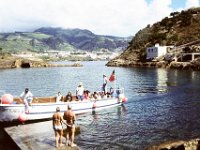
[0,27,130,53]
[108,7,200,66]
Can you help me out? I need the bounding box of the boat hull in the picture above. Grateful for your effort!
[0,98,122,122]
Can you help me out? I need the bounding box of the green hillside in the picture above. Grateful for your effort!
[108,7,200,63]
[0,28,130,53]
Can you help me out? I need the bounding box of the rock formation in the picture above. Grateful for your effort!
[0,57,82,69]
[147,138,200,150]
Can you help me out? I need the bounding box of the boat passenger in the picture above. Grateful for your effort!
[52,107,64,148]
[107,92,112,98]
[97,92,102,100]
[76,82,84,101]
[102,74,108,94]
[20,88,33,112]
[65,92,72,102]
[83,90,90,100]
[110,87,114,96]
[90,94,95,100]
[63,105,77,147]
[103,93,107,99]
[56,92,63,103]
[93,92,98,99]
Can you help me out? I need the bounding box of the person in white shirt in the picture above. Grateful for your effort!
[102,74,108,94]
[20,88,33,112]
[56,92,62,103]
[76,82,84,101]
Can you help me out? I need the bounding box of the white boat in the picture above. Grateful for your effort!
[0,88,127,122]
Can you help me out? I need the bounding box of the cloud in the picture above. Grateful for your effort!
[185,0,200,9]
[0,0,197,37]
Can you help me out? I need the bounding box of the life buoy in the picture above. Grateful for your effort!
[122,97,128,103]
[1,94,13,104]
[18,113,27,122]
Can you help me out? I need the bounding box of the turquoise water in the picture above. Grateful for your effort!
[1,61,200,149]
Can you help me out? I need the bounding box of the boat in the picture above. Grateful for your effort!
[0,88,127,122]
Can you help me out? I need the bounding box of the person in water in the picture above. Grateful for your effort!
[52,107,64,148]
[63,105,76,147]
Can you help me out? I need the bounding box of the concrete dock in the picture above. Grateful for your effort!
[4,121,79,150]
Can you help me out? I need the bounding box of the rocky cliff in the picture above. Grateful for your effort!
[107,7,200,70]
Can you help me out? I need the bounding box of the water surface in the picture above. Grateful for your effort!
[0,61,200,149]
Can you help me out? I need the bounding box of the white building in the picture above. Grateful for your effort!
[146,44,173,60]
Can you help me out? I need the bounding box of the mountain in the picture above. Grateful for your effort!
[107,7,200,66]
[0,27,130,53]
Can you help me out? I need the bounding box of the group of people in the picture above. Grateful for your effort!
[56,91,73,102]
[17,74,113,148]
[52,105,76,148]
[19,74,112,107]
[55,76,112,102]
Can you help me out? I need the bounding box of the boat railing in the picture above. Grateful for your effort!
[12,96,79,104]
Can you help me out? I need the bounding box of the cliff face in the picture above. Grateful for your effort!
[107,7,200,69]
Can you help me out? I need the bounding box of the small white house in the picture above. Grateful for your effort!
[146,44,170,60]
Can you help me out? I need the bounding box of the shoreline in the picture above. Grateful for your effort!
[106,58,200,71]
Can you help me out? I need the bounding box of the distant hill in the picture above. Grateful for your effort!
[0,27,131,53]
[107,7,200,65]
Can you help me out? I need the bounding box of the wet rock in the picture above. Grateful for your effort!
[107,58,200,71]
[147,139,200,150]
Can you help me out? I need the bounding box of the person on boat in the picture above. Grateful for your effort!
[20,88,33,112]
[56,92,63,102]
[76,82,84,101]
[63,105,76,147]
[65,91,73,102]
[102,74,108,94]
[52,107,64,148]
[83,90,90,100]
[97,92,102,100]
[93,91,98,99]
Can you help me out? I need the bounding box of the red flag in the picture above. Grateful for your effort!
[109,70,115,82]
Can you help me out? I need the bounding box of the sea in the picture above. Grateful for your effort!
[0,61,200,150]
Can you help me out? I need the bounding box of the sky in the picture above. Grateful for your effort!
[0,0,199,37]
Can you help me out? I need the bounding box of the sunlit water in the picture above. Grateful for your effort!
[0,61,200,149]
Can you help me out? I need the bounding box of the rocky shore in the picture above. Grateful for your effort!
[0,57,82,69]
[106,58,200,71]
[147,138,200,150]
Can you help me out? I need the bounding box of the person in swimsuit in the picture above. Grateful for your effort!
[52,107,64,148]
[63,105,76,147]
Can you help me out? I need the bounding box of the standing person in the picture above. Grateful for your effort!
[102,74,108,94]
[76,82,84,101]
[20,88,33,112]
[52,107,64,148]
[63,105,76,147]
[56,92,62,103]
